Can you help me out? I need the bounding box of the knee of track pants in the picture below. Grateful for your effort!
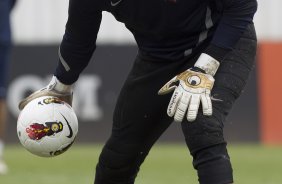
[181,110,226,153]
[181,112,233,183]
[193,143,233,184]
[94,138,148,184]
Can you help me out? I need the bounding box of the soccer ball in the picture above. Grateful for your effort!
[17,96,78,157]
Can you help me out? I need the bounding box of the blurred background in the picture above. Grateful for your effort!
[1,0,282,183]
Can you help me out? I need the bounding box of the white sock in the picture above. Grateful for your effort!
[0,140,4,159]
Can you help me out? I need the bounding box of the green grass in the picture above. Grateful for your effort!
[1,144,282,184]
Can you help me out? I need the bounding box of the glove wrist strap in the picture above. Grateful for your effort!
[194,53,220,76]
[48,76,72,93]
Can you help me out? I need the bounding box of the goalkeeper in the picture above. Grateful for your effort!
[19,0,258,183]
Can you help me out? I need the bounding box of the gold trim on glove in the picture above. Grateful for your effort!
[158,70,214,95]
[177,70,214,89]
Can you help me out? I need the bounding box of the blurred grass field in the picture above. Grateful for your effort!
[1,144,282,184]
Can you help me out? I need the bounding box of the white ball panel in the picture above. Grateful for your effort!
[17,96,78,157]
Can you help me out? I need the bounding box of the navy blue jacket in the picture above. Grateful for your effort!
[55,0,257,84]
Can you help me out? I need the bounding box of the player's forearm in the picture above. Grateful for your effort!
[203,44,230,62]
[208,0,257,60]
[54,0,102,85]
[54,33,97,85]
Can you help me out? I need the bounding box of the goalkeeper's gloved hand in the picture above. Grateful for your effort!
[158,53,220,122]
[18,76,73,110]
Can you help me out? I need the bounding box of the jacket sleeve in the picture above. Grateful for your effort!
[54,0,102,84]
[205,0,258,61]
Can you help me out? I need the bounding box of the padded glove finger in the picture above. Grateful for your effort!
[174,93,191,122]
[167,87,182,117]
[201,93,212,116]
[187,94,201,122]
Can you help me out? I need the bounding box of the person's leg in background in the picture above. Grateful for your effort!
[0,0,15,175]
[0,99,8,174]
[181,23,257,184]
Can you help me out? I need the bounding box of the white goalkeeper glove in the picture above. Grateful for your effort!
[18,76,73,110]
[158,53,220,122]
